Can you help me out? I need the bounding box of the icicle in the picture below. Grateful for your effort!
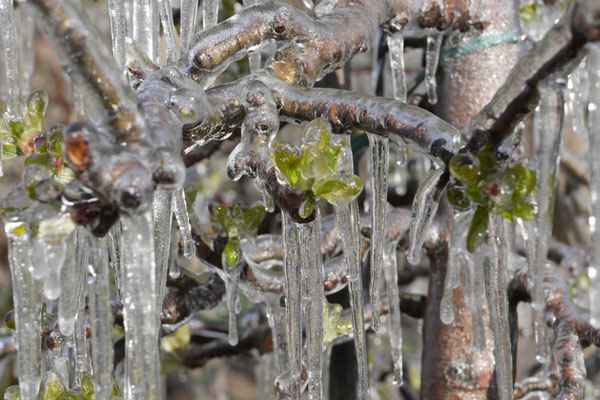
[367,133,389,331]
[387,31,407,103]
[120,211,161,399]
[172,186,196,259]
[168,225,181,278]
[107,0,126,69]
[132,0,159,62]
[383,243,403,386]
[153,189,173,317]
[73,281,90,385]
[179,0,199,63]
[202,0,219,30]
[424,34,442,105]
[334,134,368,398]
[5,222,41,400]
[157,0,178,65]
[263,293,288,373]
[0,33,6,101]
[486,214,513,400]
[243,0,261,72]
[440,211,471,325]
[0,0,22,119]
[282,211,302,399]
[88,235,114,400]
[58,229,84,337]
[463,251,486,352]
[16,8,34,95]
[531,83,564,362]
[567,57,588,136]
[223,254,242,346]
[298,210,324,400]
[588,44,600,328]
[407,167,444,265]
[108,222,122,300]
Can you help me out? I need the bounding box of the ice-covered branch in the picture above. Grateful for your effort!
[509,269,598,399]
[464,0,600,151]
[185,0,481,88]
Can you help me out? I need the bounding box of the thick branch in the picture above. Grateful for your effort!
[464,0,600,152]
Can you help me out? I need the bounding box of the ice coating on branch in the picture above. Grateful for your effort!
[203,0,219,30]
[0,0,21,119]
[407,167,444,265]
[88,235,114,399]
[486,214,513,400]
[387,32,407,103]
[107,0,126,69]
[299,210,324,400]
[530,84,564,362]
[425,35,442,105]
[153,189,173,314]
[5,221,41,400]
[333,134,369,399]
[133,0,159,62]
[282,211,302,398]
[179,0,199,64]
[157,0,178,65]
[440,210,471,325]
[120,211,161,399]
[173,186,196,259]
[383,242,403,385]
[58,228,84,336]
[588,44,600,327]
[367,133,389,331]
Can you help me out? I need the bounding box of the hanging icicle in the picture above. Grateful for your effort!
[282,211,302,399]
[588,44,600,328]
[153,189,173,318]
[4,221,41,400]
[387,31,407,103]
[179,0,199,64]
[203,0,219,30]
[120,211,161,399]
[367,132,389,331]
[407,167,444,265]
[16,8,34,95]
[0,0,22,119]
[334,136,369,399]
[157,0,178,65]
[132,0,159,62]
[88,235,114,399]
[424,34,443,105]
[299,210,324,400]
[58,228,84,337]
[243,0,261,72]
[173,186,196,259]
[107,0,126,69]
[383,242,403,386]
[486,214,513,400]
[529,83,564,362]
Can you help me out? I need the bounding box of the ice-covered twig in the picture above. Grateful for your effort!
[509,269,598,399]
[464,0,600,151]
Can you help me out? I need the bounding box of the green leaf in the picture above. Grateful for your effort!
[243,205,265,232]
[80,373,95,400]
[313,175,363,205]
[446,184,472,210]
[467,206,489,253]
[4,386,21,400]
[509,163,536,198]
[449,153,481,186]
[299,194,315,219]
[272,143,302,187]
[299,146,333,181]
[224,238,241,267]
[39,370,66,400]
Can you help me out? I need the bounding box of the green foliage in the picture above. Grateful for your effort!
[323,300,352,346]
[0,91,48,160]
[448,145,536,252]
[209,202,266,266]
[271,119,363,213]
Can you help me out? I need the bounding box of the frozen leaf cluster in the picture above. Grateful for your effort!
[447,145,536,252]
